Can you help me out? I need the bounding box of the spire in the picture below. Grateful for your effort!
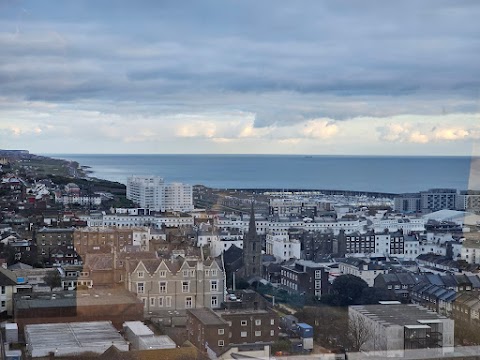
[248,198,257,236]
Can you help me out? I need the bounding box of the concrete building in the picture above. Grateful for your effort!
[349,303,454,357]
[394,193,422,213]
[164,182,194,212]
[421,189,458,213]
[123,321,176,350]
[126,176,193,212]
[126,176,165,211]
[125,257,225,312]
[25,321,129,358]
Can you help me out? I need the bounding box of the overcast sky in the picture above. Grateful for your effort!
[0,0,479,155]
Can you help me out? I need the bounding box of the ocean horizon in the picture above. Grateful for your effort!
[45,154,474,194]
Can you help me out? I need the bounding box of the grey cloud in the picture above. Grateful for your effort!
[0,0,479,128]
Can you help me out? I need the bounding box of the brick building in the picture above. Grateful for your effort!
[73,227,134,256]
[280,260,330,299]
[34,227,77,265]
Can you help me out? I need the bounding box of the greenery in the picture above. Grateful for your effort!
[320,274,394,306]
[44,270,62,291]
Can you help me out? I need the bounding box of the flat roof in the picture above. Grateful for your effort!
[25,321,128,356]
[138,335,177,350]
[350,304,449,328]
[188,308,228,326]
[15,288,141,310]
[123,321,153,337]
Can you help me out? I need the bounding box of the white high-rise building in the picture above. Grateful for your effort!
[126,176,193,212]
[164,182,194,212]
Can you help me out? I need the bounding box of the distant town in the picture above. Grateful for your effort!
[1,149,480,359]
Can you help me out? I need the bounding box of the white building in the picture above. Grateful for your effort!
[210,238,244,257]
[338,258,388,287]
[164,182,194,212]
[126,176,193,212]
[126,176,165,211]
[265,231,301,262]
[85,212,194,228]
[349,303,454,357]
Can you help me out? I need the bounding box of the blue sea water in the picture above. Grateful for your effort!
[48,154,473,194]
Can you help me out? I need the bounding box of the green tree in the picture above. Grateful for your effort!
[43,270,62,291]
[358,286,396,305]
[321,274,368,306]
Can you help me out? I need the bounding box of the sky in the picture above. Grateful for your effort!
[0,0,479,155]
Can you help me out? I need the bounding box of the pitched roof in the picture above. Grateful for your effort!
[0,267,17,286]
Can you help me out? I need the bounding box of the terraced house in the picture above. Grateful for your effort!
[125,257,225,312]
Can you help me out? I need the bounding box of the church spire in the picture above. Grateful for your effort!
[248,199,257,236]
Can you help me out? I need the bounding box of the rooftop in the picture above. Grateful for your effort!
[187,308,227,326]
[350,303,449,327]
[25,321,128,356]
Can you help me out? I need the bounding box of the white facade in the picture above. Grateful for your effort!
[54,193,102,206]
[215,216,367,235]
[127,176,193,212]
[210,238,244,257]
[126,176,165,211]
[338,261,388,287]
[164,183,194,212]
[373,217,426,234]
[86,213,194,228]
[265,231,301,261]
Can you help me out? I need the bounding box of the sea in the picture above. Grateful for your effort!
[47,154,474,194]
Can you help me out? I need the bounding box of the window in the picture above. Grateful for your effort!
[159,270,167,277]
[211,269,217,276]
[183,270,189,277]
[158,297,164,307]
[182,281,190,293]
[185,296,193,308]
[270,330,275,336]
[315,270,322,279]
[241,320,247,326]
[159,281,167,293]
[1,301,5,308]
[205,269,210,277]
[218,340,224,347]
[137,282,145,294]
[190,270,195,277]
[166,296,172,307]
[241,331,247,338]
[211,280,218,291]
[270,319,275,325]
[218,328,224,335]
[1,286,5,295]
[255,331,261,337]
[255,319,261,326]
[211,296,218,307]
[150,297,155,307]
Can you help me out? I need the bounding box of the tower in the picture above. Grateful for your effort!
[243,201,262,279]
